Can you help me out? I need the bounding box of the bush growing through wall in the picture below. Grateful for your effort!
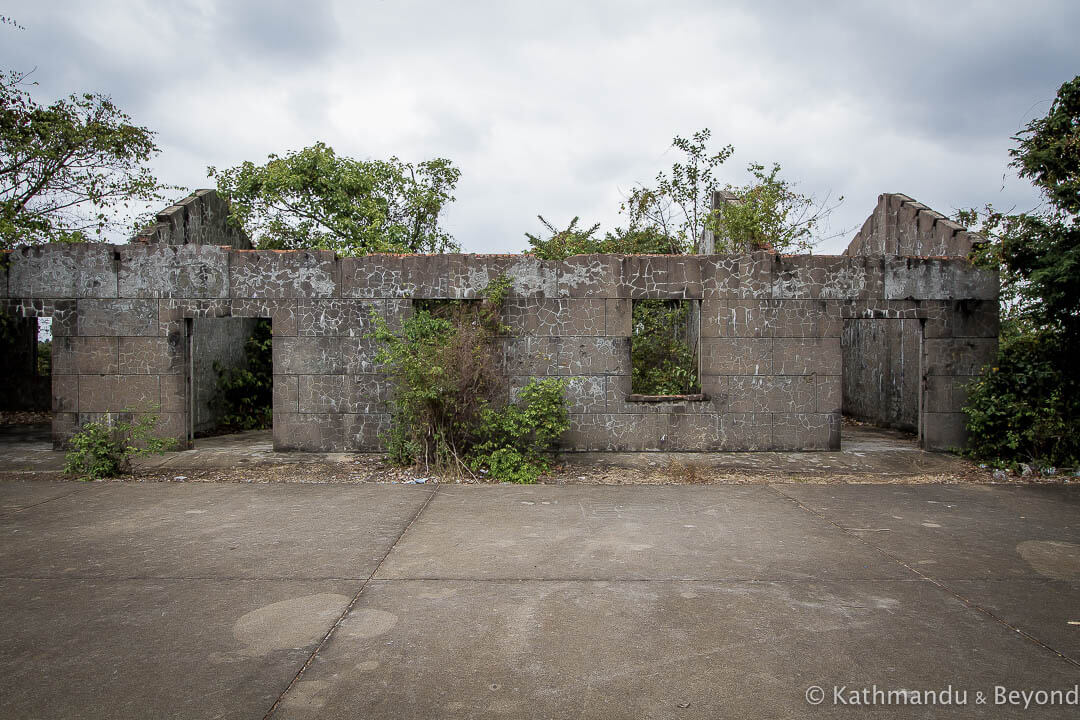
[372,275,569,482]
[63,408,177,479]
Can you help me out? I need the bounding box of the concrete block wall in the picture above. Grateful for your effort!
[0,242,997,453]
[845,193,985,258]
[132,189,251,249]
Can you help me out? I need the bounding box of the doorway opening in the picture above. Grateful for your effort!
[188,316,273,447]
[841,317,924,448]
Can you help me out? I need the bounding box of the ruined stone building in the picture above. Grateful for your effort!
[0,190,997,453]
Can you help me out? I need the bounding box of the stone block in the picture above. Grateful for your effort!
[447,255,558,299]
[272,374,299,414]
[229,299,299,336]
[272,336,344,375]
[229,250,338,298]
[297,299,383,337]
[559,337,630,375]
[700,338,772,375]
[76,299,160,337]
[77,374,159,412]
[924,375,972,414]
[504,336,559,376]
[702,252,775,299]
[771,413,839,450]
[605,374,654,414]
[718,412,770,450]
[884,258,998,301]
[161,374,187,413]
[728,375,815,413]
[505,299,604,336]
[773,337,841,376]
[922,299,999,339]
[605,299,632,336]
[699,375,729,412]
[563,299,606,335]
[8,244,116,298]
[273,412,343,451]
[773,256,883,300]
[50,300,76,337]
[564,413,656,451]
[558,256,623,298]
[923,338,997,377]
[623,255,702,299]
[922,412,969,451]
[52,412,78,448]
[504,255,559,298]
[703,299,836,338]
[52,336,118,375]
[149,412,187,446]
[298,374,388,414]
[52,374,78,413]
[654,413,720,451]
[816,375,842,414]
[117,244,228,298]
[341,254,448,298]
[341,338,382,375]
[272,412,389,451]
[345,413,391,451]
[119,337,183,374]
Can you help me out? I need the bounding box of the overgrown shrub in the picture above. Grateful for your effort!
[631,299,700,395]
[211,318,273,432]
[373,275,569,482]
[963,328,1080,469]
[63,409,177,479]
[471,378,569,483]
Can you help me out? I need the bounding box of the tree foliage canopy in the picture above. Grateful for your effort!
[524,216,684,259]
[209,142,461,256]
[707,162,837,254]
[962,75,1080,468]
[0,70,168,248]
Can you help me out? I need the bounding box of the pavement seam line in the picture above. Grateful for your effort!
[0,484,93,518]
[767,484,1080,670]
[260,484,440,720]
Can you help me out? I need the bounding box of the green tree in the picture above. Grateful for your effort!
[208,142,461,255]
[622,128,733,253]
[0,70,169,247]
[707,162,840,253]
[961,75,1080,468]
[524,216,684,260]
[621,129,839,254]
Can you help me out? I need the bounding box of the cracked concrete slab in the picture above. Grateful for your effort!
[0,481,1077,718]
[0,578,356,720]
[377,485,912,581]
[269,578,1078,719]
[0,482,431,580]
[777,484,1080,662]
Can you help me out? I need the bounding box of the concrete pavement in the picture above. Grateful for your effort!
[0,480,1078,718]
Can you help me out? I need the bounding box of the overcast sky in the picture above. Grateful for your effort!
[3,0,1077,253]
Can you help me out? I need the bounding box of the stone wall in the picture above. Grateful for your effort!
[0,242,998,452]
[845,193,984,257]
[132,189,251,249]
